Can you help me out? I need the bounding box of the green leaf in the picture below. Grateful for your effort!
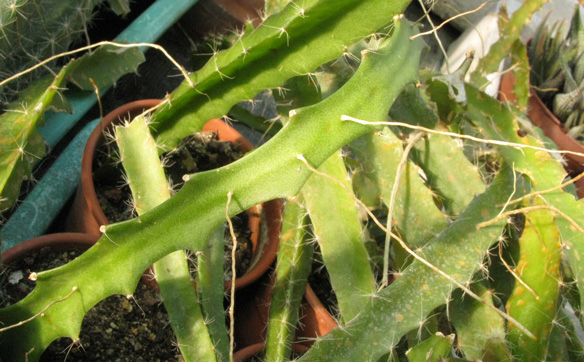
[67,44,145,91]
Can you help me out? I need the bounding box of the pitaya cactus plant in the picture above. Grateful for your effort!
[1,0,584,361]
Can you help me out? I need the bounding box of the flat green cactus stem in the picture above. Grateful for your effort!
[197,224,230,362]
[115,115,216,362]
[150,0,412,150]
[0,15,423,362]
[0,68,69,215]
[301,151,376,323]
[411,127,486,217]
[0,44,143,217]
[471,0,546,86]
[464,84,584,317]
[506,200,561,361]
[405,332,454,361]
[265,198,313,362]
[298,166,530,361]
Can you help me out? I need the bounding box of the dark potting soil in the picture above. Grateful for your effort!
[0,246,182,362]
[93,130,254,280]
[42,282,182,362]
[0,247,85,307]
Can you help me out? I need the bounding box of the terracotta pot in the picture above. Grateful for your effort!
[2,233,97,266]
[499,72,584,198]
[67,99,279,291]
[234,273,338,350]
[297,284,338,344]
[233,342,309,362]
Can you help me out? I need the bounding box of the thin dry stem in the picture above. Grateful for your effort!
[416,0,450,72]
[477,205,584,236]
[411,1,494,40]
[498,242,539,299]
[341,115,584,160]
[296,154,536,340]
[382,131,425,288]
[0,41,193,89]
[0,287,77,333]
[505,171,584,206]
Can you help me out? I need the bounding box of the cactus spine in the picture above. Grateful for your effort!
[149,0,413,150]
[299,166,529,361]
[450,284,512,361]
[0,0,130,102]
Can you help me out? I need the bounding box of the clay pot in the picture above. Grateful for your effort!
[67,99,279,291]
[297,284,338,344]
[233,342,309,362]
[234,273,338,350]
[2,233,98,266]
[1,233,98,307]
[499,72,584,198]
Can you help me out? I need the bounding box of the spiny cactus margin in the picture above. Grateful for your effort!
[0,0,130,102]
[470,0,546,86]
[0,67,70,216]
[149,0,413,151]
[463,83,584,316]
[0,15,423,361]
[115,115,216,362]
[265,198,312,362]
[298,166,530,361]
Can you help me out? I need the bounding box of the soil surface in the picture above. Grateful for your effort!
[0,245,182,362]
[42,282,182,362]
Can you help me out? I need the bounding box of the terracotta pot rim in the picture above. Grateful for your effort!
[81,100,279,291]
[233,342,309,361]
[82,99,162,228]
[2,233,99,266]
